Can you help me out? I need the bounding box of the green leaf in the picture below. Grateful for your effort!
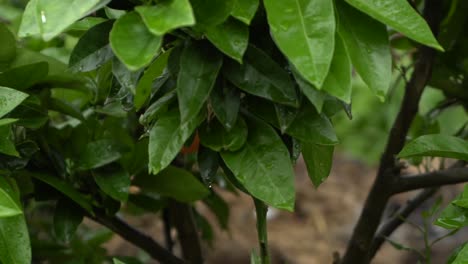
[189,0,234,29]
[0,125,19,157]
[139,90,176,126]
[223,46,298,107]
[0,86,28,118]
[113,258,126,264]
[0,62,48,90]
[149,109,205,174]
[197,147,219,188]
[0,213,31,264]
[321,33,352,103]
[286,103,338,145]
[69,20,114,72]
[53,199,84,244]
[302,142,334,187]
[110,12,162,71]
[0,176,22,218]
[76,139,124,170]
[231,0,259,25]
[345,0,443,51]
[263,0,335,88]
[18,0,110,41]
[134,50,172,111]
[292,68,327,113]
[93,168,130,202]
[209,82,240,131]
[136,0,195,36]
[436,203,468,229]
[336,1,391,101]
[67,17,108,32]
[177,42,222,123]
[0,23,16,70]
[27,172,93,213]
[221,116,295,211]
[0,119,18,127]
[134,166,209,202]
[205,18,249,63]
[398,134,468,160]
[449,243,468,264]
[199,117,248,152]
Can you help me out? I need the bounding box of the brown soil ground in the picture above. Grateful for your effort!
[103,154,465,264]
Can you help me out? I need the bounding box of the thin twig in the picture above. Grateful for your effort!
[368,188,438,259]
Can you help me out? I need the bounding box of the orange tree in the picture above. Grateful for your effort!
[0,0,467,263]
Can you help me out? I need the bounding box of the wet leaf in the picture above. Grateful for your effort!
[110,12,162,71]
[263,0,335,88]
[136,0,195,35]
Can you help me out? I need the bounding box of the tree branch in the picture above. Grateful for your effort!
[169,199,204,264]
[88,211,186,264]
[394,167,468,193]
[369,188,438,259]
[340,1,443,262]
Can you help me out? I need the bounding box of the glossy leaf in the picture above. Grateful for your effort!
[110,12,162,71]
[177,42,222,123]
[198,147,219,187]
[231,0,259,25]
[0,176,22,218]
[436,202,468,229]
[76,139,124,170]
[136,0,195,35]
[398,134,468,160]
[190,0,234,28]
[69,20,114,72]
[0,125,19,157]
[322,33,352,103]
[0,213,31,264]
[134,50,171,111]
[345,0,443,50]
[93,169,130,202]
[449,243,468,264]
[210,82,240,131]
[148,109,205,174]
[18,0,111,41]
[336,2,391,100]
[275,104,298,133]
[205,18,249,63]
[0,62,48,90]
[263,0,335,88]
[139,90,176,126]
[28,172,93,212]
[0,23,16,70]
[221,117,295,211]
[223,46,298,107]
[286,103,338,145]
[53,199,84,243]
[302,142,334,187]
[199,117,248,152]
[0,119,18,127]
[0,86,28,118]
[134,166,209,202]
[292,68,327,113]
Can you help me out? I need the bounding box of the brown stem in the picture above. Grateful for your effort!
[88,211,186,264]
[369,188,438,258]
[394,167,468,193]
[169,199,204,264]
[340,1,442,263]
